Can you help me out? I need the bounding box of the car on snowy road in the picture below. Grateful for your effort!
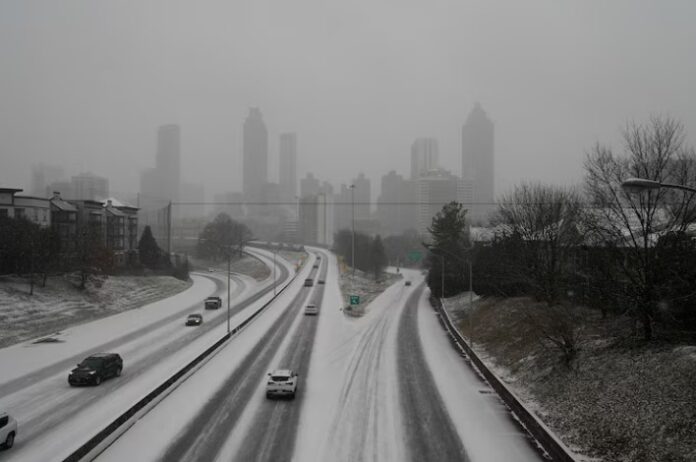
[185,313,203,326]
[68,353,123,386]
[266,369,298,399]
[204,296,222,309]
[0,412,17,450]
[304,304,318,315]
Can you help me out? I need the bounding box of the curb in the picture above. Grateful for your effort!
[432,296,578,462]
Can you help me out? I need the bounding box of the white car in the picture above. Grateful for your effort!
[0,412,17,450]
[266,369,298,399]
[304,304,318,315]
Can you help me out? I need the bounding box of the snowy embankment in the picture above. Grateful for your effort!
[0,274,191,348]
[0,250,290,462]
[445,296,696,462]
[337,266,402,314]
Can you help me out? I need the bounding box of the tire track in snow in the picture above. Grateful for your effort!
[397,284,469,462]
[322,282,408,462]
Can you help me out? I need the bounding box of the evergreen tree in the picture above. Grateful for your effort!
[425,201,470,298]
[138,226,163,269]
[370,234,388,280]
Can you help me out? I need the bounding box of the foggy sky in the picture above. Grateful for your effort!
[1,1,696,201]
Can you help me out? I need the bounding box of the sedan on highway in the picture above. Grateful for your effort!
[68,353,123,386]
[266,369,298,399]
[0,412,17,450]
[185,313,203,326]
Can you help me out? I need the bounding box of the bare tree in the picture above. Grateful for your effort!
[494,182,585,304]
[584,115,696,340]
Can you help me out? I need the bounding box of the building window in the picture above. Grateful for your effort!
[15,208,25,219]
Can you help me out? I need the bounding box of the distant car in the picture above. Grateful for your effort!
[305,304,318,315]
[405,281,412,286]
[208,268,215,272]
[317,279,325,285]
[266,369,298,399]
[0,412,17,450]
[205,296,222,309]
[313,264,319,269]
[69,353,123,386]
[304,278,314,287]
[185,313,203,326]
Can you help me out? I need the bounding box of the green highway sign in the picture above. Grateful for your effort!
[408,250,422,262]
[349,295,360,305]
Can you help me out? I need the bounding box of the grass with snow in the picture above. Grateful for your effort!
[0,274,191,348]
[445,296,696,462]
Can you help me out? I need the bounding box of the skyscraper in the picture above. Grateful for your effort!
[377,171,416,235]
[461,103,494,222]
[156,124,181,203]
[279,133,297,206]
[243,108,268,206]
[411,137,439,180]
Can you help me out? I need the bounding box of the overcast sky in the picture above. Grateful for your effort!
[1,0,695,200]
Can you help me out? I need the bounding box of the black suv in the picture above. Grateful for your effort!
[68,353,123,386]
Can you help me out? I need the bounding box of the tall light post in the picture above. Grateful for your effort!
[227,245,232,334]
[273,247,277,296]
[350,184,355,277]
[622,177,696,194]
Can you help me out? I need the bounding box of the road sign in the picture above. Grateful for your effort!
[408,250,422,262]
[349,295,360,305]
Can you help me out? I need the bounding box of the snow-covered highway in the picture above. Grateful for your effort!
[0,248,293,462]
[95,253,544,462]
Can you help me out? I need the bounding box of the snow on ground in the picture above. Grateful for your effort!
[337,265,402,315]
[416,285,543,462]
[0,274,191,348]
[96,252,314,462]
[0,249,294,462]
[0,274,218,385]
[294,258,409,462]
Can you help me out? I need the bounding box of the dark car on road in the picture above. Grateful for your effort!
[68,353,123,386]
[185,313,203,326]
[205,296,222,309]
[304,278,314,287]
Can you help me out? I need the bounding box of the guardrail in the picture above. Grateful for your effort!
[431,296,577,462]
[62,254,308,462]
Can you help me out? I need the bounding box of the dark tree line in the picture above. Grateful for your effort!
[457,115,696,341]
[333,229,387,279]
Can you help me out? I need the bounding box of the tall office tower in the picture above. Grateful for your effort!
[352,173,371,220]
[461,103,494,222]
[31,163,64,197]
[279,133,297,205]
[411,137,439,180]
[71,172,109,200]
[377,171,416,235]
[300,173,320,198]
[242,108,268,206]
[157,124,181,203]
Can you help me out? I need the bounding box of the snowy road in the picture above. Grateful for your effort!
[0,248,293,461]
[96,257,545,462]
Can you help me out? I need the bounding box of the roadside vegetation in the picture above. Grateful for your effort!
[430,115,696,462]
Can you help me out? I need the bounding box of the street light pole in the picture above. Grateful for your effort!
[622,177,696,194]
[227,247,231,334]
[350,184,355,277]
[273,248,277,296]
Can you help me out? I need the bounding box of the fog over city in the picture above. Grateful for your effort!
[2,1,695,200]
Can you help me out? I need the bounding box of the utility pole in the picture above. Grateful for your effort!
[351,184,355,277]
[227,247,231,334]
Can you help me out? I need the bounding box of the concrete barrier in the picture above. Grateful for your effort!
[431,296,577,462]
